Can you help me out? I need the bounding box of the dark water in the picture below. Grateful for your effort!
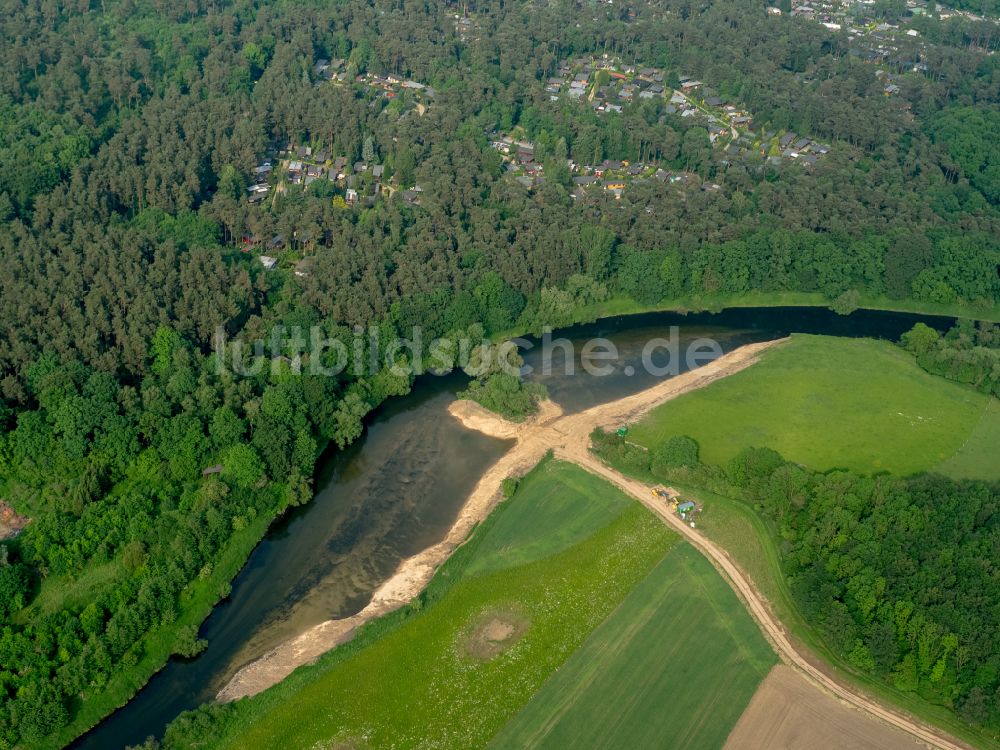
[521,324,770,411]
[74,306,956,749]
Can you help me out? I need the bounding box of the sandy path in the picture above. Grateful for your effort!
[453,336,969,750]
[216,403,559,701]
[216,336,967,750]
[559,451,969,750]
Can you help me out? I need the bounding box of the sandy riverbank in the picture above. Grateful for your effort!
[216,338,784,702]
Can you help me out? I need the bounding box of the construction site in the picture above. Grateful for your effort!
[651,486,703,527]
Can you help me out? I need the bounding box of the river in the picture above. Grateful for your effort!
[74,306,955,749]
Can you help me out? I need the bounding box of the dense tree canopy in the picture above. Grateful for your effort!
[903,320,1000,396]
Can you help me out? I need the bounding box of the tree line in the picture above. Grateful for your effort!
[902,320,1000,397]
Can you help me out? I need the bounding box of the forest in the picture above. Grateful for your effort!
[1,0,1000,745]
[902,321,1000,397]
[733,452,1000,730]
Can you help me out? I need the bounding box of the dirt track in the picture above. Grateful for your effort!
[454,336,969,750]
[216,338,970,750]
[564,451,968,750]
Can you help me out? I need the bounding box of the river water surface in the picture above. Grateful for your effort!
[75,306,955,749]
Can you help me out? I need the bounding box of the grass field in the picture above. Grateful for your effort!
[630,334,1000,479]
[935,398,1000,480]
[491,542,776,750]
[464,460,632,576]
[578,442,1000,750]
[204,460,677,749]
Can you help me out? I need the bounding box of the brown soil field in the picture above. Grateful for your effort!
[724,665,926,750]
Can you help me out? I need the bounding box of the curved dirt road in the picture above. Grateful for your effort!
[454,338,970,750]
[562,450,968,750]
[218,338,970,750]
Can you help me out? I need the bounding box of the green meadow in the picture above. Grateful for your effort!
[199,459,676,749]
[491,542,776,750]
[173,458,779,750]
[630,334,1000,479]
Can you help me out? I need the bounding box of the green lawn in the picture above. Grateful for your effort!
[465,459,633,575]
[630,334,999,479]
[204,460,677,749]
[491,543,776,750]
[13,558,122,624]
[935,397,1000,480]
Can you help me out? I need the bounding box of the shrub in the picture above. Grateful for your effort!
[651,435,700,473]
[501,477,520,498]
[726,446,786,488]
